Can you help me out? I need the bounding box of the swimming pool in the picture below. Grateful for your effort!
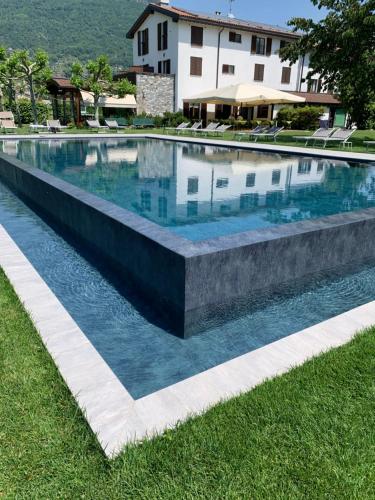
[3,138,375,241]
[1,176,375,399]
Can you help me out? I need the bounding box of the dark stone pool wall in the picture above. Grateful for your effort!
[2,151,375,337]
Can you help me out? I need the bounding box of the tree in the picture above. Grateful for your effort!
[71,56,137,120]
[13,49,52,124]
[71,55,113,121]
[280,0,375,128]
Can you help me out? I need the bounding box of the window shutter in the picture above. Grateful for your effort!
[254,64,264,81]
[138,32,142,56]
[251,35,257,54]
[143,29,149,55]
[158,61,162,73]
[190,56,202,76]
[158,23,162,51]
[266,38,272,56]
[281,67,291,84]
[191,26,203,46]
[163,21,168,50]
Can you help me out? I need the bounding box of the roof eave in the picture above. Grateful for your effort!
[126,4,300,40]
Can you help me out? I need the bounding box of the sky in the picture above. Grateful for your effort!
[172,0,326,28]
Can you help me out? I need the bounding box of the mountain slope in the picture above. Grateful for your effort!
[0,0,147,73]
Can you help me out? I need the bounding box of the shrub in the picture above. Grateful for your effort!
[365,103,375,130]
[11,98,50,124]
[277,106,324,130]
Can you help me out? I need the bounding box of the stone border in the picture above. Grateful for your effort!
[1,140,375,337]
[1,224,375,458]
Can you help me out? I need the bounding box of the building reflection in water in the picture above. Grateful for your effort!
[2,138,375,240]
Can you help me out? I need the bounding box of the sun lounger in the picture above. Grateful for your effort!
[234,126,267,141]
[86,120,109,132]
[180,121,203,134]
[294,128,336,146]
[47,120,68,133]
[165,122,190,134]
[312,128,356,148]
[207,124,232,136]
[105,120,127,130]
[0,111,15,121]
[193,122,220,135]
[251,126,284,142]
[29,123,48,133]
[0,119,17,134]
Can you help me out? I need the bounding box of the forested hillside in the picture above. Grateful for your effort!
[0,0,147,74]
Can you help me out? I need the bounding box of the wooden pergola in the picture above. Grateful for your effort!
[47,77,82,125]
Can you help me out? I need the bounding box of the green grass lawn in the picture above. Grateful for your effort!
[1,268,375,499]
[2,127,375,155]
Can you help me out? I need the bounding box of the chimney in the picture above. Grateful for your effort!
[158,0,170,5]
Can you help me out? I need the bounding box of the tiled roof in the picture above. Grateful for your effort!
[127,3,300,39]
[289,91,341,105]
[49,77,77,90]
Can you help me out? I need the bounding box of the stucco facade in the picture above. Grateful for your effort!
[128,2,320,114]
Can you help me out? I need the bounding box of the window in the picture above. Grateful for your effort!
[159,178,170,190]
[279,40,289,50]
[222,64,235,75]
[308,79,322,93]
[257,105,269,119]
[246,173,256,187]
[254,64,265,81]
[190,56,202,76]
[229,31,242,43]
[137,28,149,56]
[187,176,199,194]
[298,159,312,174]
[216,178,229,189]
[256,37,265,55]
[187,200,198,217]
[317,161,325,173]
[272,169,281,185]
[251,36,272,56]
[240,193,259,209]
[281,67,291,84]
[157,21,168,51]
[158,59,171,74]
[191,26,203,47]
[140,190,151,211]
[158,197,168,218]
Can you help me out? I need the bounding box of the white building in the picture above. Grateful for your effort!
[126,0,341,122]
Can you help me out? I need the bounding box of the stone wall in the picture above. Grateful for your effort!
[136,73,175,116]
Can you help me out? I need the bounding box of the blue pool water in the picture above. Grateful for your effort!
[1,177,375,399]
[2,138,375,241]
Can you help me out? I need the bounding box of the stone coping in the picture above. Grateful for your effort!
[0,132,374,162]
[1,224,374,458]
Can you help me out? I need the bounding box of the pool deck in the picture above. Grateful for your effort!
[0,132,374,162]
[1,224,375,458]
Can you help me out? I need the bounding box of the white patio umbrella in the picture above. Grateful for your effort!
[184,83,306,106]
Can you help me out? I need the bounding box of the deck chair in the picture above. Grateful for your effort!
[0,119,17,133]
[193,122,220,135]
[207,124,232,136]
[294,128,336,146]
[165,122,190,134]
[180,121,203,134]
[86,120,109,132]
[252,126,284,142]
[313,128,356,148]
[47,120,67,132]
[105,120,127,130]
[234,126,268,141]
